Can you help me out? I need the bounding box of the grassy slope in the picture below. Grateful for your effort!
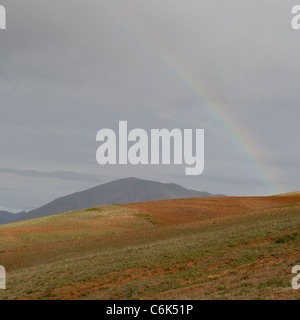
[0,197,299,300]
[275,191,300,197]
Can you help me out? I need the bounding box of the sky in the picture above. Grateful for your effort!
[1,0,300,212]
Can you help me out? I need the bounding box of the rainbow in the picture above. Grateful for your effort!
[103,3,283,194]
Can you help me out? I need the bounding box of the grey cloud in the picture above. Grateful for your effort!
[0,168,109,183]
[0,0,300,209]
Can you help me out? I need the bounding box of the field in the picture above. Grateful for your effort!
[0,196,300,300]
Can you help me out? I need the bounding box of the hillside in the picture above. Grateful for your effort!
[275,191,300,197]
[0,195,299,300]
[0,211,15,224]
[0,211,25,224]
[18,177,223,222]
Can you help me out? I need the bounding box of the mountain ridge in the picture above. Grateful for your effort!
[0,210,26,224]
[16,177,225,223]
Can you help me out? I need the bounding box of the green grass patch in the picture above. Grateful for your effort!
[275,231,300,244]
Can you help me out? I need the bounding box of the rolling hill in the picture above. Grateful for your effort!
[17,177,224,222]
[0,211,15,224]
[0,195,299,300]
[275,191,300,197]
[0,211,26,224]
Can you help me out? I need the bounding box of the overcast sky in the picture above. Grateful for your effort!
[1,0,300,211]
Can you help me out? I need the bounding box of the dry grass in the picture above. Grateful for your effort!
[0,197,300,300]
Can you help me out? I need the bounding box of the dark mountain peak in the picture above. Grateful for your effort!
[4,178,224,224]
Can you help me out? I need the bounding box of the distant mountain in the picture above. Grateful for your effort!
[17,177,225,222]
[0,211,14,224]
[0,210,26,224]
